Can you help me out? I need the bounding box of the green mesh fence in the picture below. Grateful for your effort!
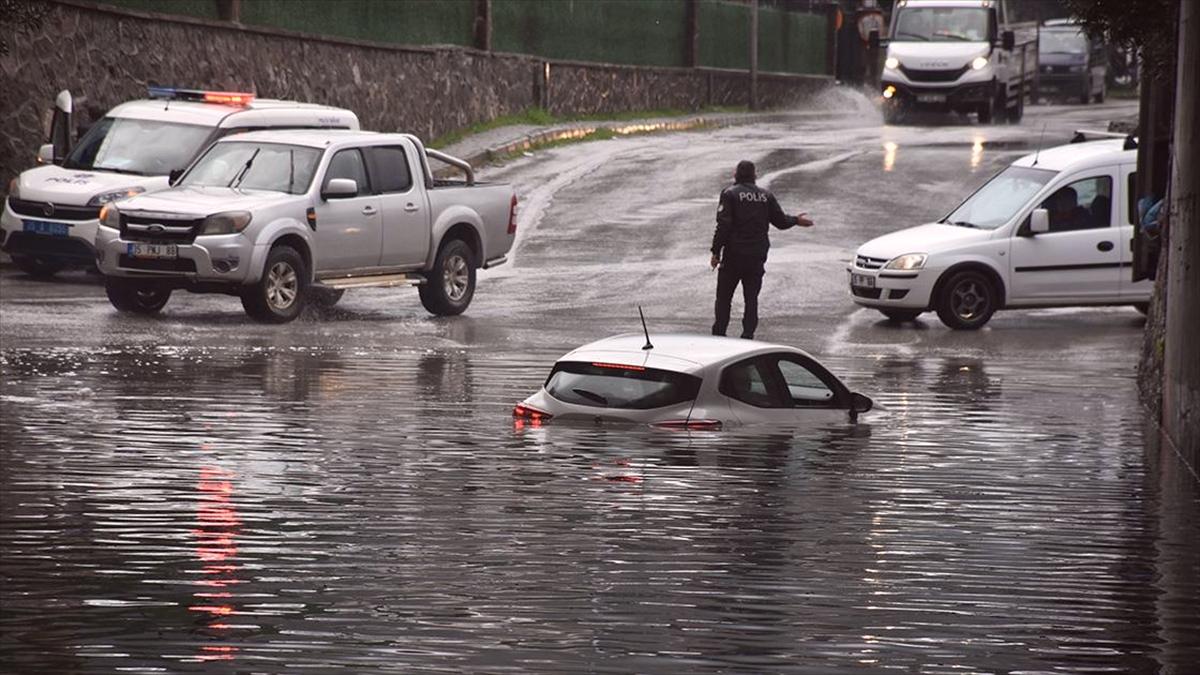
[699,1,827,74]
[493,0,689,67]
[238,0,474,46]
[100,0,220,20]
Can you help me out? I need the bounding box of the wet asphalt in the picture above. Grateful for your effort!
[2,95,1198,673]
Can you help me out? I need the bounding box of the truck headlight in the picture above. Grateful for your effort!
[885,253,927,270]
[198,211,252,236]
[971,56,988,70]
[86,187,145,206]
[885,57,899,70]
[99,203,122,228]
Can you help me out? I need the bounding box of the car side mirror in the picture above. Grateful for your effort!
[1001,30,1015,51]
[851,392,873,413]
[1030,208,1050,234]
[168,168,184,186]
[37,143,55,165]
[322,178,358,200]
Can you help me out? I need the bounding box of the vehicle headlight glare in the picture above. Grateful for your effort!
[885,57,900,70]
[971,56,989,70]
[885,253,927,270]
[199,210,253,236]
[86,187,145,207]
[99,204,122,228]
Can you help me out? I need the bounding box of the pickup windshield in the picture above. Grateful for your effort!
[893,7,989,42]
[63,117,213,176]
[180,142,321,195]
[944,165,1056,230]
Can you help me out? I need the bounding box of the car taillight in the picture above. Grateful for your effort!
[513,403,552,421]
[507,194,518,235]
[652,419,723,431]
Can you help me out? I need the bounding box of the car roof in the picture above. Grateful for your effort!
[212,128,408,148]
[107,99,358,129]
[1010,139,1134,173]
[558,333,814,374]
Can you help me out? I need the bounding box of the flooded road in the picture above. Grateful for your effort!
[3,98,1198,672]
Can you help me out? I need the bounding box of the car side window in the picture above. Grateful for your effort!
[775,358,839,408]
[719,359,786,408]
[1038,175,1112,232]
[324,148,369,193]
[367,146,413,193]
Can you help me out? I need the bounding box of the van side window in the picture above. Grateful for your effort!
[367,146,412,193]
[324,149,369,193]
[1038,175,1112,232]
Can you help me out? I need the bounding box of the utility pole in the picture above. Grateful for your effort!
[474,0,492,52]
[685,0,699,68]
[749,0,759,110]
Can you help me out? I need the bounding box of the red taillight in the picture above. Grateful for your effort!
[652,419,723,431]
[513,403,552,421]
[591,361,645,371]
[507,194,518,235]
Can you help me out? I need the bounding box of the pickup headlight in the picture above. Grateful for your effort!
[198,211,252,236]
[86,187,145,206]
[99,204,121,228]
[885,57,899,70]
[971,56,989,70]
[885,253,927,270]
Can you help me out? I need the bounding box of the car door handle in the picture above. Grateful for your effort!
[404,203,419,212]
[362,206,378,216]
[1097,240,1114,252]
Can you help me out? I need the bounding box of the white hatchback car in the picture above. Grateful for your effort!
[514,333,874,430]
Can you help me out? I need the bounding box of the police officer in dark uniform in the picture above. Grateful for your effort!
[710,160,813,339]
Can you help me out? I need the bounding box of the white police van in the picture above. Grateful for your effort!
[1,87,358,277]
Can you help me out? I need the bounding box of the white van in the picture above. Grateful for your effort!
[2,88,358,277]
[847,136,1152,329]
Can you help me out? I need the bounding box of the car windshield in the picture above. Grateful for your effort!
[63,117,213,176]
[893,7,989,42]
[180,142,322,195]
[545,361,701,410]
[944,165,1057,230]
[1040,29,1087,54]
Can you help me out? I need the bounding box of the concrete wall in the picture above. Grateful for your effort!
[0,0,830,188]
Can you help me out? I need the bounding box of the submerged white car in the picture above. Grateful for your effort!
[514,333,874,430]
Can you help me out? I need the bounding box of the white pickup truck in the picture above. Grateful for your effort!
[847,135,1152,329]
[95,129,517,322]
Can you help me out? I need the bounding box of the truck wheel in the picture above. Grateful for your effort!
[419,238,475,316]
[880,309,922,322]
[14,255,65,278]
[241,245,307,323]
[882,104,901,125]
[1007,90,1024,123]
[935,269,997,330]
[977,97,994,124]
[105,276,171,315]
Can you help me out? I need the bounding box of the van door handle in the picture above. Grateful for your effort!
[1097,240,1114,252]
[404,203,419,212]
[362,206,378,216]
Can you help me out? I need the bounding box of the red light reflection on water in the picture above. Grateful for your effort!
[189,466,244,661]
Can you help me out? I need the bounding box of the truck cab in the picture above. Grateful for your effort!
[1,88,358,277]
[878,0,1035,124]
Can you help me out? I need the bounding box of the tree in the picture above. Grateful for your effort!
[0,0,49,57]
[1063,0,1178,80]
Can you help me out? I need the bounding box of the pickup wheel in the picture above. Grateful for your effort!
[105,276,171,315]
[419,238,475,316]
[935,269,997,330]
[241,245,308,323]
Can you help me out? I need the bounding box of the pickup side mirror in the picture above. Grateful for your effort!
[1029,208,1050,234]
[1001,30,1015,51]
[322,178,358,200]
[868,29,882,51]
[37,143,55,165]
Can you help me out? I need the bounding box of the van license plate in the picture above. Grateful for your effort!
[917,94,947,103]
[22,220,70,237]
[127,243,178,259]
[851,273,875,288]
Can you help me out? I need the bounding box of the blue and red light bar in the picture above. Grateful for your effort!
[147,86,255,106]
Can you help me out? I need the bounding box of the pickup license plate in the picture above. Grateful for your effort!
[127,243,178,259]
[917,94,947,103]
[22,219,70,237]
[851,273,876,288]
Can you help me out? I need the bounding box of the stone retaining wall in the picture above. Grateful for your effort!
[0,0,831,187]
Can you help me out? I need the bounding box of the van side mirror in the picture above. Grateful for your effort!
[1030,208,1050,234]
[168,168,184,186]
[1001,30,1015,51]
[868,29,881,50]
[37,144,55,165]
[322,178,358,200]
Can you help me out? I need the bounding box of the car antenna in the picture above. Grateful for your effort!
[638,306,654,351]
[1032,123,1047,166]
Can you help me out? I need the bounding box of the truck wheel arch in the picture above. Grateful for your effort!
[930,261,1007,310]
[271,233,313,278]
[438,222,483,267]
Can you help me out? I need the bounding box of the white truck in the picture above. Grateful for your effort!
[2,87,359,277]
[875,0,1037,124]
[847,135,1152,329]
[94,129,518,322]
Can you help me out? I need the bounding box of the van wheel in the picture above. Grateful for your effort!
[105,276,171,315]
[419,238,475,316]
[880,309,922,322]
[241,245,307,323]
[935,269,997,330]
[14,255,65,278]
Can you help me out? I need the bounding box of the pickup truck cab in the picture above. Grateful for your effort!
[877,0,1036,124]
[95,129,517,322]
[847,135,1152,329]
[2,88,358,277]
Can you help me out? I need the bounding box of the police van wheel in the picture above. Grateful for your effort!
[105,277,171,315]
[880,309,922,322]
[241,245,308,323]
[936,269,997,330]
[14,255,65,278]
[419,238,475,316]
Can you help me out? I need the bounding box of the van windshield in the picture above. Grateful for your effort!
[180,142,322,195]
[63,117,213,176]
[944,165,1056,230]
[893,7,989,42]
[545,362,701,410]
[1040,29,1087,54]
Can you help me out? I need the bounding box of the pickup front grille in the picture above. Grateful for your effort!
[121,214,201,244]
[900,65,969,82]
[8,198,100,221]
[855,255,888,270]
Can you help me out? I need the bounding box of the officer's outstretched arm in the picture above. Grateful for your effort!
[767,193,800,230]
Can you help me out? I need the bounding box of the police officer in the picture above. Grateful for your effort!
[710,160,813,339]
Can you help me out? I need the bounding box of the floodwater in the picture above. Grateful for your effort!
[2,98,1198,672]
